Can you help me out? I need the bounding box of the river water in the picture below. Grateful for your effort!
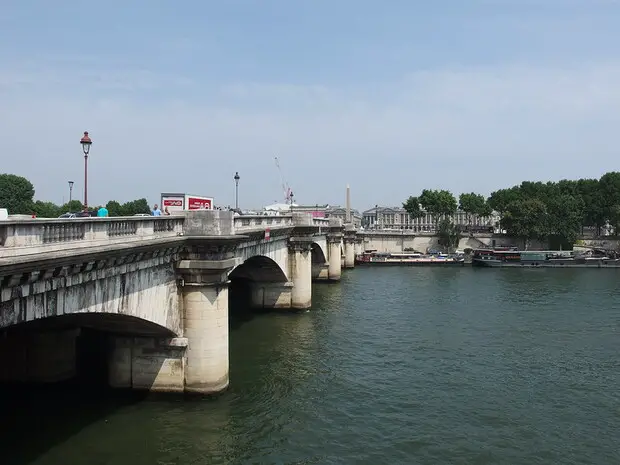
[2,267,620,464]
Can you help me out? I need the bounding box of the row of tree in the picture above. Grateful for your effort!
[403,171,620,248]
[0,173,151,217]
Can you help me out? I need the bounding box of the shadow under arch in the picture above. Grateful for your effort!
[0,313,177,465]
[311,242,327,264]
[228,255,289,326]
[229,255,288,283]
[1,312,177,337]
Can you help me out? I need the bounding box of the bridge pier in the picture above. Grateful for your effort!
[327,233,343,281]
[249,282,293,308]
[355,237,364,256]
[311,262,329,281]
[108,336,187,392]
[289,238,313,309]
[343,239,355,269]
[176,254,237,395]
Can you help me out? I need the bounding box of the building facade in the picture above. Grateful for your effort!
[325,206,362,229]
[361,206,500,232]
[290,205,362,228]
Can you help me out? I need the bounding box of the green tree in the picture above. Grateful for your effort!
[32,200,61,218]
[121,198,150,215]
[487,187,522,215]
[437,219,460,252]
[546,194,584,247]
[502,198,548,249]
[479,201,493,218]
[598,172,620,233]
[59,200,84,213]
[0,173,35,214]
[106,200,124,216]
[402,196,424,220]
[458,192,486,226]
[577,178,604,233]
[419,189,457,225]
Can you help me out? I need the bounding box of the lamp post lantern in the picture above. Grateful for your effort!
[68,180,74,203]
[234,171,240,211]
[80,131,92,209]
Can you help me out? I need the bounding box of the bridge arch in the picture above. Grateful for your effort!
[229,255,288,282]
[311,242,327,264]
[228,256,290,311]
[0,313,177,388]
[0,313,176,337]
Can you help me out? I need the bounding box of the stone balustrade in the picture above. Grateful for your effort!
[233,214,294,233]
[0,217,184,258]
[0,213,336,259]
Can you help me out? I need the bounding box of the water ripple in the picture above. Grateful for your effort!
[7,267,620,465]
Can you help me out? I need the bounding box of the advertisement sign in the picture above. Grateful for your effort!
[186,196,213,210]
[161,196,185,212]
[265,228,271,241]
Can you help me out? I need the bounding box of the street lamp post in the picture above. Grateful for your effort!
[68,181,74,203]
[234,171,240,211]
[80,131,92,209]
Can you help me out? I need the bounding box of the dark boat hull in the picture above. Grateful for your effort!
[473,258,620,268]
[356,260,465,267]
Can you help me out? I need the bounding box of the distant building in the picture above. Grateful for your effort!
[362,206,500,232]
[325,205,362,228]
[289,204,362,227]
[290,204,329,218]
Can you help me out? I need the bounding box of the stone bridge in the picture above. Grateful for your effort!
[0,212,361,395]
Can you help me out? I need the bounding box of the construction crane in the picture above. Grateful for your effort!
[274,157,294,205]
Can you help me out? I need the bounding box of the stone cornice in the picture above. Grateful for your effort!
[0,247,183,301]
[288,236,314,252]
[0,237,187,279]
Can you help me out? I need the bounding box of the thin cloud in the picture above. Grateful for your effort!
[1,60,619,208]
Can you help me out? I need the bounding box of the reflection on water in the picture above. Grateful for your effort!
[1,268,620,464]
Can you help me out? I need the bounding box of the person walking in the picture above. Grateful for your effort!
[97,205,109,217]
[152,204,162,216]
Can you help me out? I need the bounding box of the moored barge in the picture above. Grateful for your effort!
[356,251,465,266]
[472,248,620,268]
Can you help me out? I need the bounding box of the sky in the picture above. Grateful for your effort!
[1,0,620,211]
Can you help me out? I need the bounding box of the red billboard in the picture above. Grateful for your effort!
[186,196,212,210]
[163,198,183,207]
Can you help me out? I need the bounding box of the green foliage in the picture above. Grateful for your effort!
[0,173,154,218]
[458,192,491,224]
[419,189,457,223]
[106,200,124,216]
[32,200,61,218]
[404,171,620,246]
[121,198,150,215]
[487,187,521,214]
[59,200,84,214]
[0,173,35,214]
[502,198,548,246]
[402,196,424,219]
[546,194,584,246]
[437,219,460,251]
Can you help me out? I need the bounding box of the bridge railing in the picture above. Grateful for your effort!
[232,214,332,234]
[0,217,184,258]
[0,213,339,259]
[233,214,294,233]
